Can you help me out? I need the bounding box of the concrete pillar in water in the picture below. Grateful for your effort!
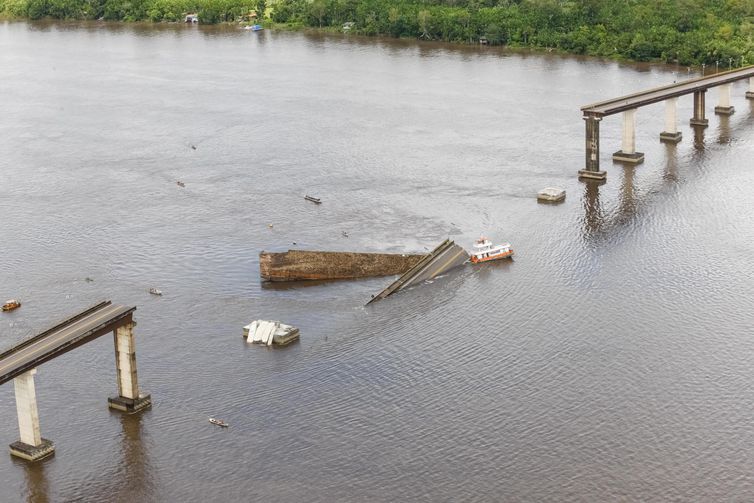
[660,97,682,143]
[578,115,607,180]
[690,90,709,127]
[9,369,55,461]
[714,83,735,115]
[746,77,754,99]
[612,108,645,163]
[108,321,151,413]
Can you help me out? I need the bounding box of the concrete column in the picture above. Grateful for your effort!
[690,90,709,127]
[578,115,607,180]
[714,83,735,115]
[108,321,151,413]
[660,98,682,143]
[9,369,55,461]
[612,108,645,164]
[746,77,754,99]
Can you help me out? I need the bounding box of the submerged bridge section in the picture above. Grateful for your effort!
[579,66,754,181]
[366,239,469,305]
[0,301,150,461]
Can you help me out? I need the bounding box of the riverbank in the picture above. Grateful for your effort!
[1,0,752,66]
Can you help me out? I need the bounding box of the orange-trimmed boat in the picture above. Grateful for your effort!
[2,299,21,311]
[469,236,513,264]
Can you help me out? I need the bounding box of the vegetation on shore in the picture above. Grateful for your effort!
[2,0,754,66]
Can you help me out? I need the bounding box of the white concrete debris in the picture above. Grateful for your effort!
[243,320,300,346]
[537,187,566,202]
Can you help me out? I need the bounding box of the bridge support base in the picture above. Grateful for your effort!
[746,91,754,100]
[660,131,683,143]
[689,118,709,127]
[9,439,54,462]
[578,169,607,181]
[108,393,152,413]
[714,105,735,115]
[612,151,645,164]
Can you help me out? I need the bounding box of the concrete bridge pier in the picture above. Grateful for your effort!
[107,322,151,413]
[578,115,606,180]
[746,77,754,99]
[690,90,709,126]
[9,369,54,461]
[660,97,682,143]
[715,84,735,115]
[612,108,644,163]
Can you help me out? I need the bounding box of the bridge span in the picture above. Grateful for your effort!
[1,301,150,461]
[578,66,754,181]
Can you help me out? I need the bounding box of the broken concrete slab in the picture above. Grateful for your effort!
[366,239,469,305]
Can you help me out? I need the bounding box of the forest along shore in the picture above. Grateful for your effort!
[1,0,751,67]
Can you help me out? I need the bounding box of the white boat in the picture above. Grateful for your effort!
[148,288,162,296]
[469,236,513,264]
[209,417,229,427]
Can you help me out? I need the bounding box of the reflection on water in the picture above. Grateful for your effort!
[17,458,50,503]
[663,143,679,182]
[581,179,605,241]
[717,115,732,144]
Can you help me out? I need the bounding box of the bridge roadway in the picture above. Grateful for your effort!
[0,301,135,386]
[582,66,754,117]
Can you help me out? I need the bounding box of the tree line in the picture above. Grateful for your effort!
[2,0,754,65]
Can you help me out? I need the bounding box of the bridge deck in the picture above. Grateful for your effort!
[582,66,754,117]
[0,302,135,385]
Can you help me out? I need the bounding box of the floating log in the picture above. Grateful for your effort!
[259,250,425,282]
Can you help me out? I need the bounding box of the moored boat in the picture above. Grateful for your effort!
[304,195,322,204]
[2,299,21,311]
[469,236,513,263]
[148,288,163,296]
[209,417,229,427]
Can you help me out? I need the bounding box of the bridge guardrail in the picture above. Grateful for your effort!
[0,300,112,360]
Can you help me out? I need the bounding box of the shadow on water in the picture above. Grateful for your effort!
[260,277,384,290]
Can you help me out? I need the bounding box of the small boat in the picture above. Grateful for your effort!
[469,236,513,264]
[243,24,263,31]
[148,288,162,296]
[2,299,21,311]
[304,195,322,204]
[176,181,185,187]
[209,417,229,427]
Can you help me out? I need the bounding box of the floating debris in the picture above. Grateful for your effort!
[243,320,300,346]
[267,223,274,229]
[537,187,566,203]
[209,417,229,427]
[85,277,94,282]
[342,231,349,238]
[176,181,186,188]
[2,299,21,312]
[148,288,163,296]
[190,144,197,150]
[304,195,322,204]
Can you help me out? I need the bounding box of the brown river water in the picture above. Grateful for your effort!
[1,20,754,502]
